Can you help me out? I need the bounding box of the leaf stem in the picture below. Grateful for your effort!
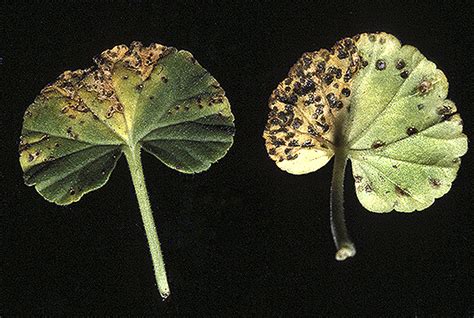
[124,146,170,299]
[330,150,356,261]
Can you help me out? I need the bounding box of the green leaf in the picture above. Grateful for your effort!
[19,41,235,297]
[263,32,467,259]
[20,42,234,205]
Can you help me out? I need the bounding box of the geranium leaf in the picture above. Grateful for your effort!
[263,32,467,259]
[19,41,235,297]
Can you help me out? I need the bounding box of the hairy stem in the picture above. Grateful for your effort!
[330,150,356,261]
[124,146,170,299]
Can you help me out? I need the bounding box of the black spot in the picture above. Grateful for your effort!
[375,59,386,70]
[69,188,76,195]
[122,75,129,80]
[395,59,406,70]
[417,104,424,110]
[406,127,418,135]
[400,70,409,79]
[341,88,351,97]
[136,84,144,91]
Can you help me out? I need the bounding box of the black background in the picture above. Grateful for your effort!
[1,1,473,316]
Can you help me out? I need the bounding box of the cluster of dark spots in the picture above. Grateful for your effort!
[400,70,409,79]
[44,155,56,162]
[268,148,276,155]
[354,175,363,183]
[288,140,299,147]
[395,185,409,197]
[371,140,385,149]
[271,137,285,148]
[293,78,316,96]
[307,125,317,136]
[302,140,313,147]
[276,92,298,105]
[323,74,334,85]
[368,34,376,42]
[18,138,31,153]
[406,127,418,135]
[395,59,406,70]
[316,61,326,73]
[392,164,398,169]
[327,66,343,79]
[302,56,312,68]
[437,104,456,121]
[315,121,329,132]
[326,93,342,109]
[429,178,441,188]
[286,153,298,160]
[375,59,386,70]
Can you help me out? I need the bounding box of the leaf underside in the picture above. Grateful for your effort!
[263,32,467,212]
[20,42,235,205]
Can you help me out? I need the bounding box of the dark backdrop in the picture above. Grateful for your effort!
[1,1,473,316]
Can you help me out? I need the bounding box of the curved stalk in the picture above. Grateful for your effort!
[124,145,170,299]
[330,150,356,261]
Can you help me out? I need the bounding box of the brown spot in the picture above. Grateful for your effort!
[364,184,373,193]
[429,178,441,188]
[354,175,363,183]
[371,140,385,149]
[417,80,432,95]
[395,186,409,197]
